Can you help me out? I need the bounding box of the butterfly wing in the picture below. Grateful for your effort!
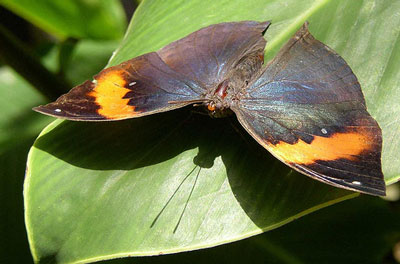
[157,21,270,89]
[34,53,203,120]
[34,21,270,121]
[233,22,385,196]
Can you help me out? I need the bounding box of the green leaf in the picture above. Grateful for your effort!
[65,40,120,85]
[25,0,400,263]
[40,40,119,85]
[0,0,126,40]
[0,68,50,152]
[101,194,400,264]
[0,66,51,263]
[0,38,118,262]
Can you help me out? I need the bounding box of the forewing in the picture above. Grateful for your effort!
[34,20,270,121]
[158,21,270,89]
[34,52,202,120]
[233,22,385,196]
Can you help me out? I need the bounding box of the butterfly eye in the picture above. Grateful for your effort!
[207,104,216,111]
[245,80,249,85]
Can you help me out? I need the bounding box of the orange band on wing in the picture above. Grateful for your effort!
[269,130,372,165]
[88,69,139,119]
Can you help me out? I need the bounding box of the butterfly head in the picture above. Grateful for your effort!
[204,80,233,118]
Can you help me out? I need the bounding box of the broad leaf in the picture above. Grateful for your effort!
[0,66,51,262]
[0,39,118,262]
[25,0,400,263]
[102,194,400,264]
[0,0,126,40]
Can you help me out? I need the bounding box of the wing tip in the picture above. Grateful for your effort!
[358,184,386,197]
[290,162,386,196]
[33,103,107,121]
[260,20,272,35]
[33,104,60,118]
[322,172,387,196]
[372,187,386,196]
[294,21,310,39]
[33,104,73,120]
[351,179,386,196]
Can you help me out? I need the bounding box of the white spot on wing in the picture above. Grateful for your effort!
[321,128,328,134]
[352,181,362,185]
[129,81,136,87]
[55,109,62,113]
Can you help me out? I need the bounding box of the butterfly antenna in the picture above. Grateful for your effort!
[150,165,198,228]
[173,166,201,233]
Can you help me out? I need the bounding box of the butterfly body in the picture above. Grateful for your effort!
[200,48,265,118]
[34,20,386,196]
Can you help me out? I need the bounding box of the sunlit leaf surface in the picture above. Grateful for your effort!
[0,0,126,40]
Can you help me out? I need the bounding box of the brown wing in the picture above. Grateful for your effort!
[33,52,201,120]
[34,21,270,121]
[158,21,270,89]
[233,22,385,196]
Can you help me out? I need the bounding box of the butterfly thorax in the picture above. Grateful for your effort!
[205,80,232,118]
[205,51,264,118]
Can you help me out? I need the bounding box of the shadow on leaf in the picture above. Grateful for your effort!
[33,106,352,233]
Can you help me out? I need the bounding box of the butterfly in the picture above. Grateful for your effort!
[34,21,386,196]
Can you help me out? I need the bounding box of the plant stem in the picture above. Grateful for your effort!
[0,24,70,101]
